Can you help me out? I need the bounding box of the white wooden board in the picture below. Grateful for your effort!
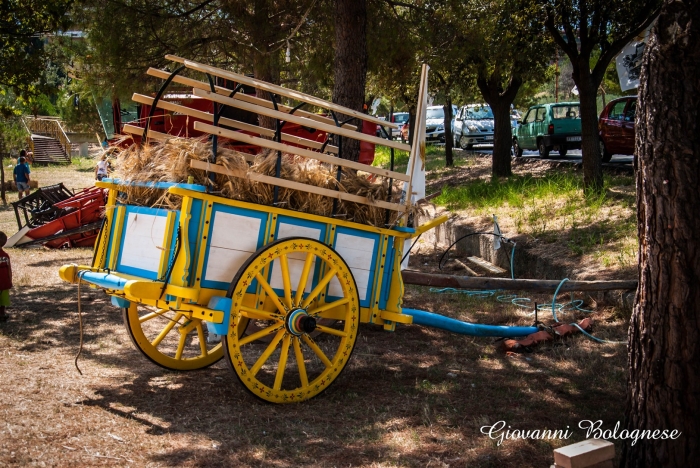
[328,233,377,301]
[120,213,168,272]
[270,223,322,294]
[204,212,262,283]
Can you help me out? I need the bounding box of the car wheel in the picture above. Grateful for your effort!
[538,140,550,159]
[512,139,523,158]
[600,140,613,162]
[459,135,470,150]
[559,146,568,157]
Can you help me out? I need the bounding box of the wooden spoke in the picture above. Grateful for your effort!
[294,252,315,306]
[174,331,187,360]
[293,337,309,388]
[239,323,282,346]
[302,335,333,368]
[307,298,350,317]
[138,308,170,323]
[273,335,291,391]
[196,323,208,357]
[279,254,293,309]
[151,312,182,348]
[255,272,288,314]
[301,267,338,308]
[239,306,283,321]
[314,324,348,338]
[250,331,285,377]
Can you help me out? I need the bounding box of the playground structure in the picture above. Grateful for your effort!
[59,57,539,403]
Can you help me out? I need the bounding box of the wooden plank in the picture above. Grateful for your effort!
[147,68,357,131]
[182,58,398,129]
[190,159,406,213]
[194,121,411,182]
[122,124,173,142]
[131,93,338,154]
[553,439,615,468]
[193,88,412,153]
[467,256,507,275]
[405,63,429,212]
[401,270,639,292]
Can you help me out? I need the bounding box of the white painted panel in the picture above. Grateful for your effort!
[330,233,376,301]
[210,212,261,251]
[120,213,168,272]
[270,223,322,293]
[204,211,262,283]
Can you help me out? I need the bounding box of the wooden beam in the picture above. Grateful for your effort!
[122,124,172,142]
[194,121,411,182]
[131,93,338,154]
[193,88,411,153]
[401,270,638,292]
[182,58,398,129]
[147,68,357,131]
[190,159,406,213]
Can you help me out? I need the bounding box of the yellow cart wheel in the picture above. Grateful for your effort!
[224,237,360,403]
[123,304,225,371]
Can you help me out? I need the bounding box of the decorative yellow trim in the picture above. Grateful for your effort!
[157,212,177,279]
[108,205,126,270]
[380,311,413,324]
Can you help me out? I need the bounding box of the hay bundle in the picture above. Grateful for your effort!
[113,137,407,227]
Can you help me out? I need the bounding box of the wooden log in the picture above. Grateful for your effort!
[193,88,411,153]
[147,67,358,131]
[179,56,398,129]
[189,159,407,213]
[131,93,338,154]
[194,121,411,182]
[401,270,638,292]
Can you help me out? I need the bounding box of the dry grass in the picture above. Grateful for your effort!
[113,138,405,227]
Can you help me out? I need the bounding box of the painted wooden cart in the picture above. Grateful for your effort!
[60,58,537,403]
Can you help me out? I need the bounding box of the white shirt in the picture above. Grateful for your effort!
[96,160,109,175]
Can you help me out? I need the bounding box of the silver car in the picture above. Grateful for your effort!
[453,104,495,149]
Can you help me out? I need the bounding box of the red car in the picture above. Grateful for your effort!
[598,96,637,162]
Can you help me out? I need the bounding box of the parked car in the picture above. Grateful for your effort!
[423,105,458,143]
[453,104,494,149]
[512,102,582,158]
[598,96,637,162]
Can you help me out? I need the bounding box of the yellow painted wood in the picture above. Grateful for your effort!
[108,206,126,270]
[189,158,407,212]
[193,88,410,152]
[170,195,193,287]
[380,311,413,324]
[156,212,177,279]
[413,214,450,236]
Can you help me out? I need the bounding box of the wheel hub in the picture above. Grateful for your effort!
[285,308,316,336]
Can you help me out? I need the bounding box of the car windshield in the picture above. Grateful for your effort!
[426,108,444,119]
[552,105,580,119]
[465,106,494,119]
[393,113,409,124]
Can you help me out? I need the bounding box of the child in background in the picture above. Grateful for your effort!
[95,154,110,181]
[0,232,12,322]
[13,155,31,199]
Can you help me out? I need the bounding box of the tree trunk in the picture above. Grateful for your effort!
[477,72,521,178]
[443,96,453,167]
[621,2,700,467]
[251,0,279,131]
[332,0,367,162]
[572,64,603,193]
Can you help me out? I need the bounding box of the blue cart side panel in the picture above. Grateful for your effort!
[114,206,177,280]
[329,227,381,308]
[199,203,269,291]
[268,216,327,299]
[379,236,397,310]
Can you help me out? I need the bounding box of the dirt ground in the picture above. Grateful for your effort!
[0,157,632,467]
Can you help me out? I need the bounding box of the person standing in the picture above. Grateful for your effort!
[95,155,110,181]
[13,155,31,198]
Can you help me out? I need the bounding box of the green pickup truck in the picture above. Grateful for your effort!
[512,102,582,158]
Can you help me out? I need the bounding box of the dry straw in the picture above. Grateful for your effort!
[113,137,408,227]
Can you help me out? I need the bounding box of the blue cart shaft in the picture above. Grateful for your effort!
[402,308,538,338]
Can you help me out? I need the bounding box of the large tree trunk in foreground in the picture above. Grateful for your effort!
[621,2,700,467]
[332,0,367,162]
